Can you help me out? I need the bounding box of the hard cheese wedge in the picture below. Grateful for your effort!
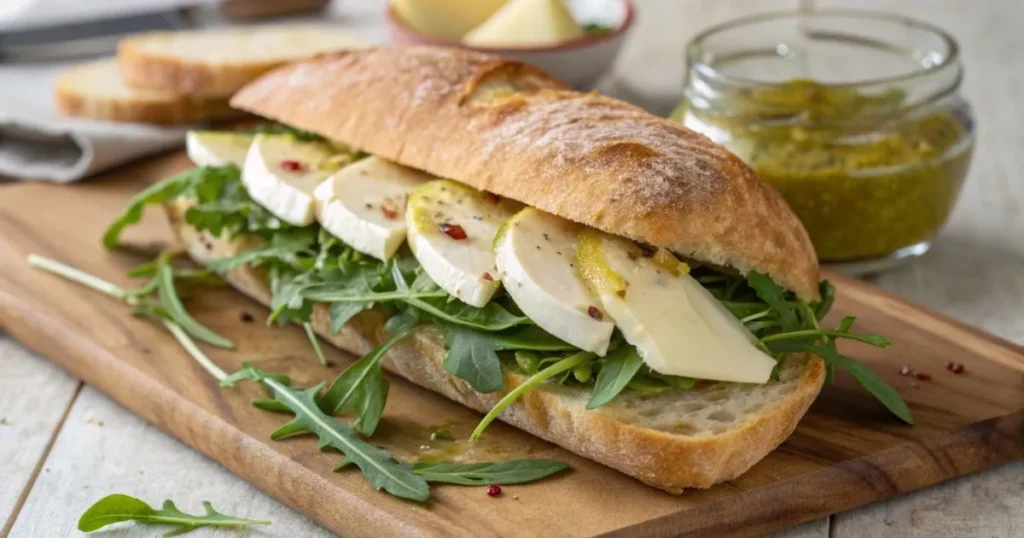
[463,0,584,47]
[494,208,613,354]
[406,180,514,307]
[242,134,337,226]
[186,131,254,168]
[313,156,432,261]
[392,0,507,39]
[577,230,775,384]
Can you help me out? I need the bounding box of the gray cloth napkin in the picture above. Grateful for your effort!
[0,62,186,183]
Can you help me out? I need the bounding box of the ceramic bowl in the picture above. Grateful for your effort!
[385,0,635,88]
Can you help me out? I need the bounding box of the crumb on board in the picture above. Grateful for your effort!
[0,417,11,425]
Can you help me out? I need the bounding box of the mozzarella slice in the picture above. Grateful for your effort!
[242,134,337,226]
[186,131,253,167]
[405,179,514,307]
[313,156,432,260]
[577,230,775,384]
[494,208,614,354]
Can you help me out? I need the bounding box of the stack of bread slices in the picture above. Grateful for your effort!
[54,25,366,125]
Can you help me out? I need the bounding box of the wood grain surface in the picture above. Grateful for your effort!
[0,154,1021,538]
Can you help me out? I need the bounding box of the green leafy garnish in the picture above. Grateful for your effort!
[586,346,644,409]
[411,459,568,486]
[156,261,233,349]
[472,351,595,440]
[233,366,429,501]
[303,323,329,366]
[491,326,576,352]
[27,254,231,381]
[768,339,912,423]
[748,271,801,332]
[102,171,197,249]
[744,271,912,424]
[581,23,613,35]
[319,315,419,436]
[439,323,504,393]
[78,494,269,536]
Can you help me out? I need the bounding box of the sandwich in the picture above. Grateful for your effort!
[102,46,910,495]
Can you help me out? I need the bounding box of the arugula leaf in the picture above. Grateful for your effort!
[586,346,644,409]
[183,200,251,237]
[258,377,429,501]
[813,280,837,321]
[303,323,329,366]
[319,315,419,435]
[220,363,291,388]
[329,300,372,334]
[769,339,913,424]
[491,326,576,352]
[302,286,447,303]
[472,352,595,440]
[243,123,326,142]
[77,493,268,536]
[156,263,233,349]
[267,267,316,325]
[760,328,889,347]
[747,271,801,332]
[395,269,528,331]
[206,231,316,273]
[411,459,568,486]
[102,170,196,249]
[410,294,530,331]
[438,324,504,393]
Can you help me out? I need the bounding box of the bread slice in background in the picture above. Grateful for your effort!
[54,59,242,125]
[117,25,368,97]
[167,198,826,493]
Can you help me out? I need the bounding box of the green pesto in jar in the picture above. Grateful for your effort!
[673,79,974,261]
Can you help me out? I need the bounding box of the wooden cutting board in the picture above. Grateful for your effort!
[1,153,1022,538]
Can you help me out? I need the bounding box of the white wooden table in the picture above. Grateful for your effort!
[1,1,1021,536]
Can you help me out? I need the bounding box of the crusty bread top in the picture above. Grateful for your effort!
[118,25,368,97]
[231,46,820,300]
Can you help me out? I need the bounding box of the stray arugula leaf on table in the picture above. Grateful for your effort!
[224,365,430,501]
[77,493,268,536]
[319,313,420,436]
[410,459,569,486]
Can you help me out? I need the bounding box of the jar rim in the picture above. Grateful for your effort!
[686,8,961,90]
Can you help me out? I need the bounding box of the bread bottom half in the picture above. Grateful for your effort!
[167,202,825,493]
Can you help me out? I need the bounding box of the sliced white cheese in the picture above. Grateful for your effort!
[494,208,613,354]
[186,131,254,168]
[242,134,337,226]
[463,0,584,47]
[406,179,514,307]
[577,230,775,384]
[313,156,432,261]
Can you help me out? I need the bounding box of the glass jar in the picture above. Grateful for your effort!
[672,10,975,272]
